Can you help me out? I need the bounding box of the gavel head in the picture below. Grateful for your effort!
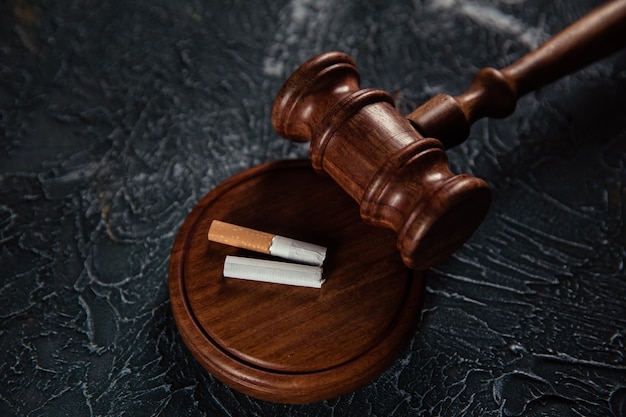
[272,52,491,270]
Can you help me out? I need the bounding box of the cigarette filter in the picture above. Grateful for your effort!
[208,220,327,266]
[223,255,325,288]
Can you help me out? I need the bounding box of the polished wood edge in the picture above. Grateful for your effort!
[168,160,426,403]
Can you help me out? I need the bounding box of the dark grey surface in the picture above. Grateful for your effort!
[1,0,625,416]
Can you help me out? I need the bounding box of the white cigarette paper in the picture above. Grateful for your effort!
[269,235,326,266]
[223,256,325,288]
[208,220,327,266]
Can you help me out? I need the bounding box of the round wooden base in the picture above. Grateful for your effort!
[168,160,425,403]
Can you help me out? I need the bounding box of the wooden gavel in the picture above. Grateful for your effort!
[272,0,626,270]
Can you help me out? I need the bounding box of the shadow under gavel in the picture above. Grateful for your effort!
[272,0,626,270]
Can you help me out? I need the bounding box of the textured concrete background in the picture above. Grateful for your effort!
[1,0,625,415]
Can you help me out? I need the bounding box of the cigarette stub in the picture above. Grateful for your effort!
[223,255,325,288]
[208,220,327,266]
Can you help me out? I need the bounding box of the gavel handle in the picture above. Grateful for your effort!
[408,0,626,148]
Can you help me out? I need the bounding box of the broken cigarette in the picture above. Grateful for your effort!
[223,255,325,288]
[208,220,327,266]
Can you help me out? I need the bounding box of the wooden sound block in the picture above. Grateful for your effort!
[168,159,425,404]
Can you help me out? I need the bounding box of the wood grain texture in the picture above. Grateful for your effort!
[272,53,491,270]
[168,160,425,403]
[271,0,626,271]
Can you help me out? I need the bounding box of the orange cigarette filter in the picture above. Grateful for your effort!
[208,220,274,254]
